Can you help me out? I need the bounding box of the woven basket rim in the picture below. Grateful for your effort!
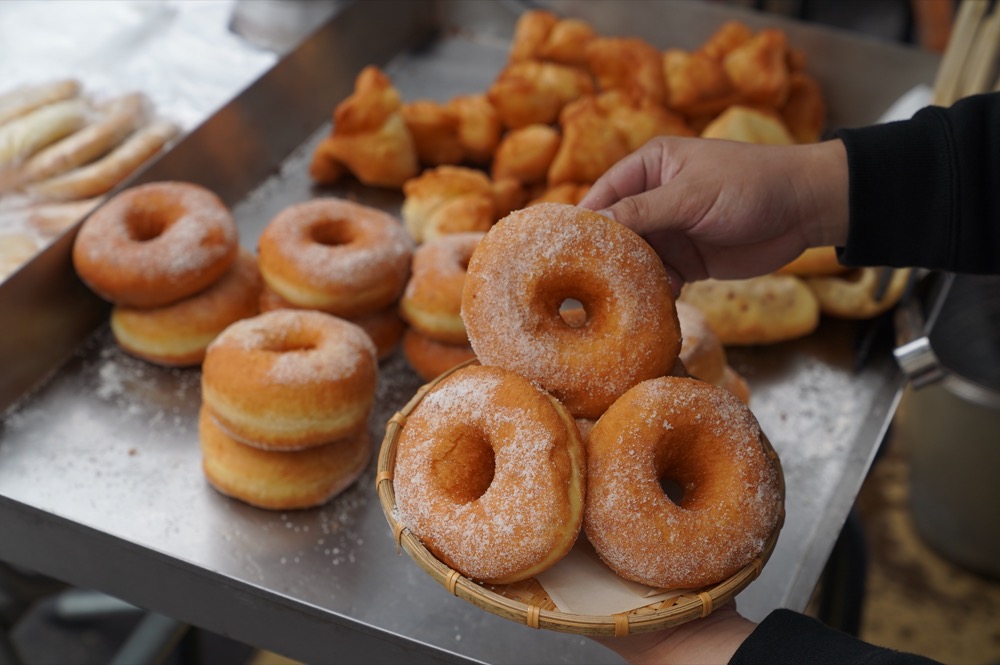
[376,359,786,637]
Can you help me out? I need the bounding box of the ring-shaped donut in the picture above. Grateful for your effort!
[461,202,680,419]
[585,376,783,589]
[393,364,586,584]
[72,181,238,307]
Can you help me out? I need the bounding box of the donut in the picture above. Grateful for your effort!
[257,198,413,318]
[201,309,378,450]
[258,286,404,361]
[110,249,262,367]
[72,181,238,308]
[199,407,370,510]
[402,328,477,382]
[393,364,586,584]
[719,365,751,404]
[461,202,681,419]
[676,300,726,385]
[400,231,483,345]
[585,376,783,589]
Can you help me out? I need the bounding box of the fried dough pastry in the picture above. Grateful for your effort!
[679,275,820,345]
[527,182,590,206]
[776,246,846,277]
[445,94,503,165]
[701,105,794,145]
[585,36,667,105]
[487,60,594,129]
[401,99,465,166]
[402,165,521,243]
[662,49,741,117]
[600,89,695,150]
[699,20,753,61]
[806,268,912,319]
[723,28,791,108]
[781,72,827,144]
[310,66,418,188]
[509,9,596,67]
[547,94,629,186]
[491,123,561,184]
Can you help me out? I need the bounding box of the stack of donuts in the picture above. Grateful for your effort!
[71,181,261,367]
[256,197,412,361]
[398,232,481,380]
[391,202,784,593]
[200,309,379,510]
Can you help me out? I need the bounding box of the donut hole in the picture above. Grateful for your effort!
[659,476,686,505]
[124,207,172,242]
[261,330,317,354]
[310,219,354,247]
[431,427,495,504]
[559,299,587,328]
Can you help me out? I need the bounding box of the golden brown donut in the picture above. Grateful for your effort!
[393,364,586,584]
[201,309,378,450]
[400,231,483,345]
[676,300,727,385]
[401,328,476,382]
[462,202,681,419]
[72,181,238,308]
[585,376,783,589]
[258,287,404,361]
[110,249,262,367]
[257,197,413,318]
[199,407,370,511]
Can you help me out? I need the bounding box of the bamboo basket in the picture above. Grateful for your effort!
[376,360,786,637]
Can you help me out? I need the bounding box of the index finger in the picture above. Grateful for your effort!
[577,139,667,212]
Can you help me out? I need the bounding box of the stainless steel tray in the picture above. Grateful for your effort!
[0,2,939,663]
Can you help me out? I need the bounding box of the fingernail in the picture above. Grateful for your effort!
[598,208,616,222]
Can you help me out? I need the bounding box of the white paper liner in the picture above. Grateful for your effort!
[535,538,689,616]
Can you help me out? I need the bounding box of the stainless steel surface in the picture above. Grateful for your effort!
[0,1,942,663]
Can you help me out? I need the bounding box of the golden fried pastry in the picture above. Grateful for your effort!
[806,268,912,319]
[509,9,596,68]
[527,182,590,206]
[776,246,847,277]
[401,99,465,166]
[679,275,820,345]
[699,20,753,61]
[547,95,629,186]
[597,89,694,150]
[401,165,499,243]
[723,28,791,108]
[311,66,418,188]
[308,136,347,184]
[676,300,727,385]
[491,123,561,185]
[487,60,595,129]
[781,72,827,144]
[662,49,741,117]
[445,94,503,165]
[585,36,667,105]
[701,105,794,145]
[720,365,751,404]
[490,175,527,219]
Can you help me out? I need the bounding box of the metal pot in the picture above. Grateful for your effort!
[894,273,1000,579]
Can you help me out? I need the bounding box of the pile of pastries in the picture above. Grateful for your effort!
[0,79,178,282]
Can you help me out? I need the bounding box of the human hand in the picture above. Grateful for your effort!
[590,602,756,665]
[578,136,849,293]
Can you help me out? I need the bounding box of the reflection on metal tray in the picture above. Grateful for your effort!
[0,1,940,663]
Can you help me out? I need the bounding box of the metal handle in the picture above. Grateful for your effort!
[892,272,954,389]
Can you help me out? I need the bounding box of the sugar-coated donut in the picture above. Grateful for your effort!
[394,364,586,584]
[201,309,378,450]
[72,181,238,308]
[110,249,262,367]
[585,376,783,589]
[676,300,726,385]
[257,198,413,318]
[199,407,370,510]
[461,202,681,419]
[400,231,483,345]
[258,287,404,361]
[402,328,477,382]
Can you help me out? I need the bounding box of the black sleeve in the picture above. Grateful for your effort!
[834,91,1000,273]
[729,609,942,665]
